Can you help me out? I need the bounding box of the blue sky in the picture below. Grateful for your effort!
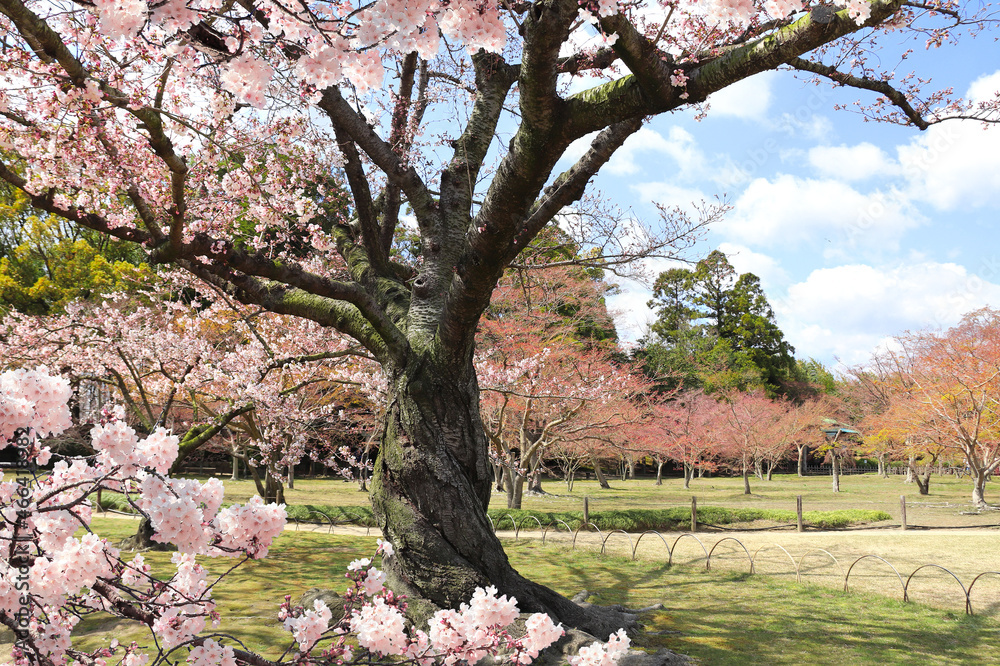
[574,36,1000,373]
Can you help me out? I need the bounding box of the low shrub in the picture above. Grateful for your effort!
[486,507,891,532]
[95,495,891,531]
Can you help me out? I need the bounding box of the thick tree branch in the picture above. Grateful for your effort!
[176,258,402,364]
[513,117,644,259]
[331,121,380,261]
[317,87,436,227]
[0,158,152,247]
[565,0,906,136]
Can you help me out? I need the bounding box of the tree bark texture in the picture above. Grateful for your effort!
[370,357,624,635]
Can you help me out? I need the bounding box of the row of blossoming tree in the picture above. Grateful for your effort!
[848,308,1000,508]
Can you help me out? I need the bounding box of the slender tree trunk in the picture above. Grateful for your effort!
[231,454,240,481]
[797,444,807,477]
[264,464,285,504]
[370,361,624,634]
[248,459,267,498]
[915,468,931,495]
[493,460,505,492]
[508,474,525,510]
[905,454,916,483]
[831,454,841,493]
[766,461,775,481]
[683,463,692,490]
[877,455,886,478]
[742,464,751,495]
[287,462,295,489]
[527,469,543,494]
[698,467,705,478]
[592,455,610,489]
[566,470,575,492]
[655,460,663,485]
[972,469,989,508]
[754,459,763,481]
[627,456,636,480]
[504,466,524,510]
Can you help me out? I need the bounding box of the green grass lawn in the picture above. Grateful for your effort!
[209,471,1000,529]
[5,519,999,665]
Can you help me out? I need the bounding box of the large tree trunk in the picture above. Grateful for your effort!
[683,463,693,490]
[831,454,841,493]
[797,444,807,476]
[655,460,664,485]
[742,466,751,495]
[370,360,626,635]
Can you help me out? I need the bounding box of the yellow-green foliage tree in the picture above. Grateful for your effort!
[0,186,151,314]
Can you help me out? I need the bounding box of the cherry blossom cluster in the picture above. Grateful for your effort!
[277,540,627,666]
[0,368,72,445]
[0,288,384,487]
[0,368,288,665]
[703,0,870,26]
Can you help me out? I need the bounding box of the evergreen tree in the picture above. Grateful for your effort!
[641,250,795,394]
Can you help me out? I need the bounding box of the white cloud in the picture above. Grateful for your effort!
[897,121,1000,211]
[606,126,705,177]
[967,70,1000,104]
[606,278,658,345]
[774,261,1000,366]
[630,181,709,212]
[808,143,899,181]
[716,243,789,289]
[705,71,779,120]
[775,112,834,141]
[716,174,925,253]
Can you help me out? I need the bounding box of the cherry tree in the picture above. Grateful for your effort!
[870,309,1000,507]
[0,290,382,498]
[479,342,649,508]
[0,368,634,666]
[476,261,649,505]
[632,392,716,487]
[714,390,786,495]
[0,0,995,630]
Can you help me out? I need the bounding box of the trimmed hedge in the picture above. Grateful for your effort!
[485,507,891,531]
[284,504,377,526]
[96,496,890,531]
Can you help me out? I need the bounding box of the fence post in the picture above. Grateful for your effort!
[900,495,907,531]
[691,496,697,532]
[796,495,803,533]
[583,497,589,525]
